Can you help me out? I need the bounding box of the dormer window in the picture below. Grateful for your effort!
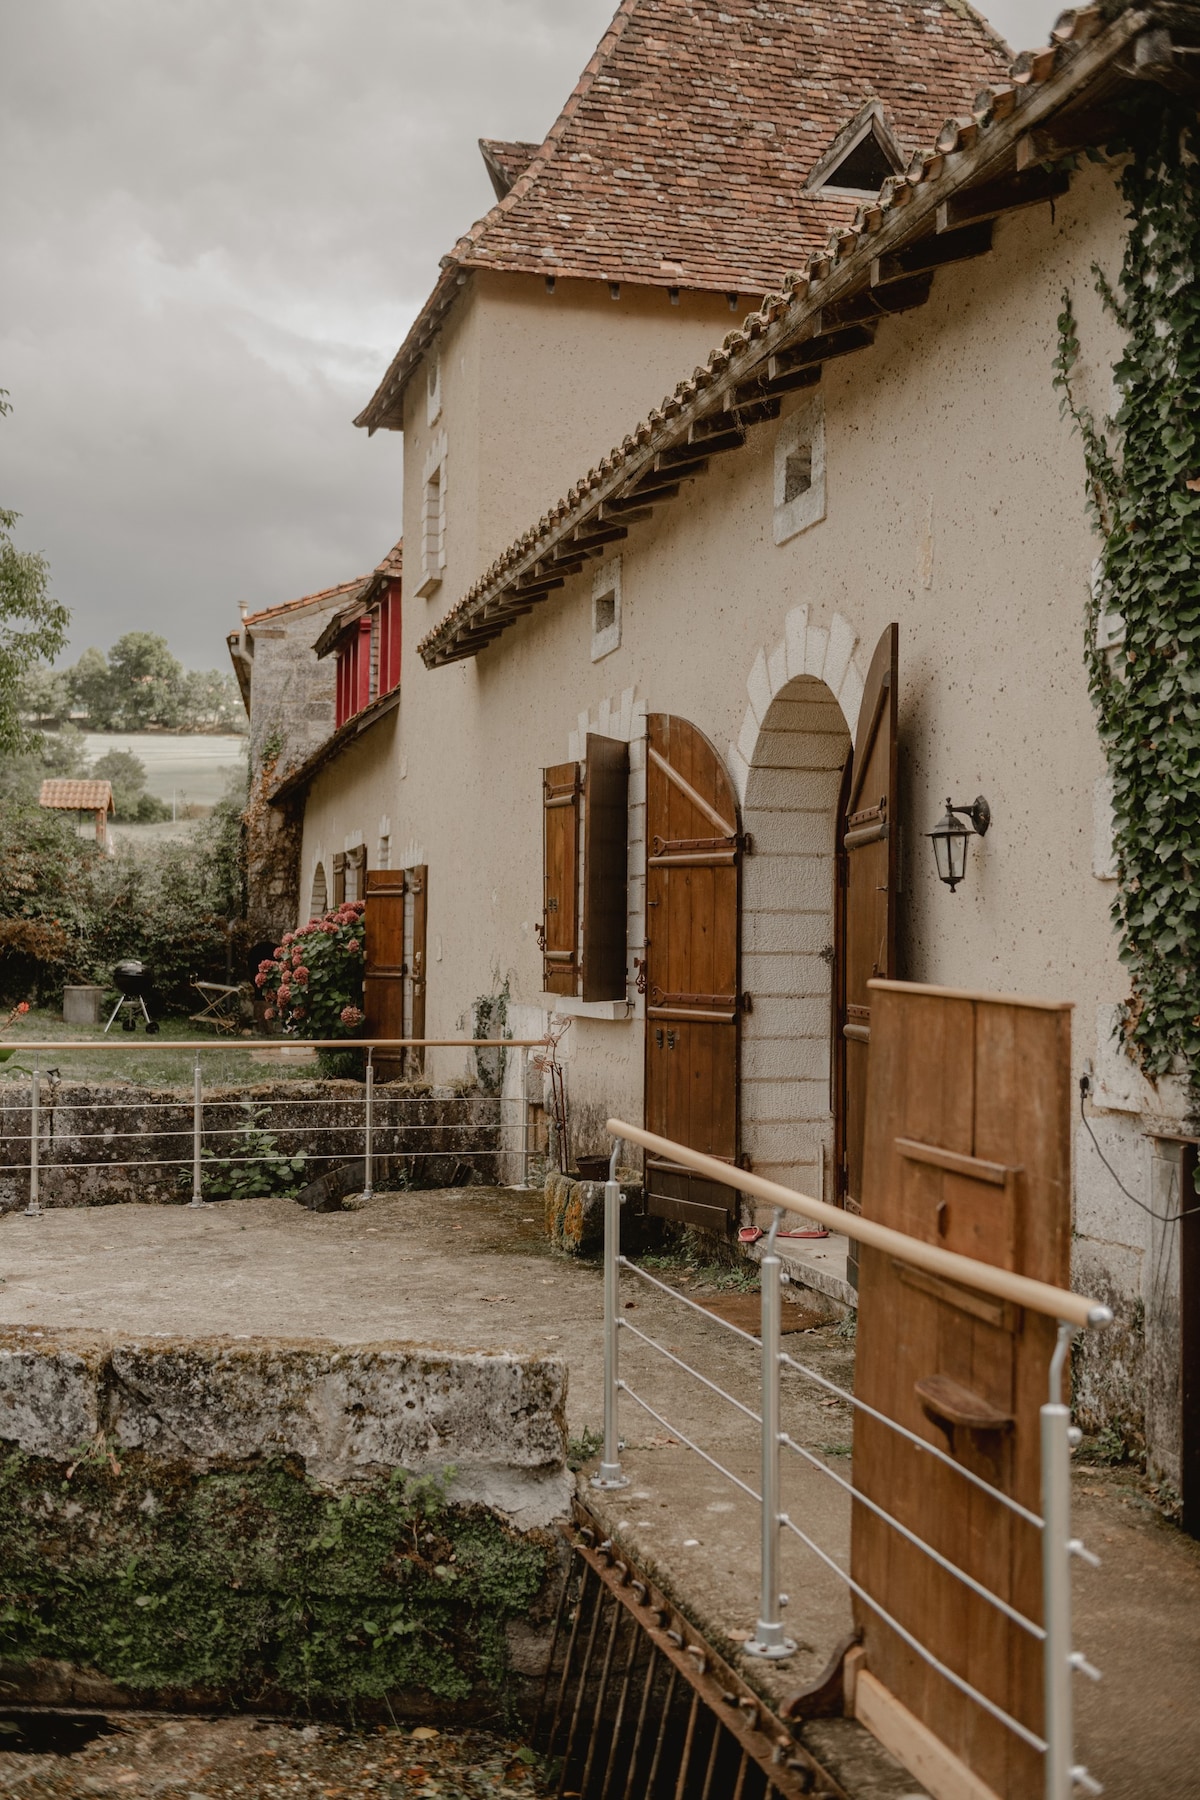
[806,103,903,200]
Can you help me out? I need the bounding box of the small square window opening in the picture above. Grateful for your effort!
[591,559,622,661]
[784,444,813,504]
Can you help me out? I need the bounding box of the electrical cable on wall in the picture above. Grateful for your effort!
[1078,1074,1200,1223]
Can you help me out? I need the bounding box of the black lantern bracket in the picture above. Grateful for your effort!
[948,795,991,837]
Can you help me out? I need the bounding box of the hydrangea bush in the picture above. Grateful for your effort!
[256,901,366,1042]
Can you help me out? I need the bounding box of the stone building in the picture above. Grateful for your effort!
[227,575,366,945]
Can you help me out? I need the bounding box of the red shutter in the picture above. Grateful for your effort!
[335,644,349,729]
[356,617,372,713]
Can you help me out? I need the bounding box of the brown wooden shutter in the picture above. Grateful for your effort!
[834,622,899,1228]
[852,983,1071,1797]
[409,864,428,1071]
[643,713,741,1231]
[542,762,580,995]
[364,868,406,1080]
[581,734,629,1002]
[332,851,346,907]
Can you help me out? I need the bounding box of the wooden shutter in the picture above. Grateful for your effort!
[409,864,428,1072]
[332,851,346,907]
[364,868,406,1080]
[643,713,741,1231]
[835,622,899,1231]
[852,982,1071,1797]
[581,734,629,1002]
[542,762,580,995]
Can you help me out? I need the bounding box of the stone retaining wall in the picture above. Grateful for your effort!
[0,1080,501,1209]
[0,1325,569,1717]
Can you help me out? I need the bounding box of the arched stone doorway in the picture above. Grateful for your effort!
[733,608,863,1213]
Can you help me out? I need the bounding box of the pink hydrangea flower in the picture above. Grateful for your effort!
[278,986,291,1004]
[292,1005,306,1020]
[292,966,308,984]
[263,1006,275,1021]
[346,939,359,953]
[282,932,295,946]
[254,973,266,988]
[340,1005,363,1027]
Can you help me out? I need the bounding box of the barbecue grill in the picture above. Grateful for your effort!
[104,961,160,1034]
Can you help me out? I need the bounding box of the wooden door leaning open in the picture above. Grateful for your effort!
[851,979,1072,1800]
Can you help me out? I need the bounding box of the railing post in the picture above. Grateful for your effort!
[592,1139,629,1491]
[362,1047,375,1201]
[746,1211,796,1659]
[1041,1318,1105,1800]
[190,1052,203,1207]
[23,1054,41,1218]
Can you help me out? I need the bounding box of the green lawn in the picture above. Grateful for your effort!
[0,1009,320,1089]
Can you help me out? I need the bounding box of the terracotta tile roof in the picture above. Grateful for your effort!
[242,576,367,628]
[357,0,1009,431]
[417,5,1151,670]
[40,779,113,812]
[312,539,404,658]
[479,138,541,199]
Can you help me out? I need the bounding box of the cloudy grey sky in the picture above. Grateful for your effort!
[1,0,1057,668]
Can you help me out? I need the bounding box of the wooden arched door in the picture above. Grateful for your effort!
[643,714,742,1231]
[834,623,899,1235]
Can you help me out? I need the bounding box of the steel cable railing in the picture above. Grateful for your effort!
[596,1118,1113,1800]
[1,1037,543,1212]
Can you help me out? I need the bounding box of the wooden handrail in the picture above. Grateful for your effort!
[3,1038,543,1054]
[607,1118,1108,1331]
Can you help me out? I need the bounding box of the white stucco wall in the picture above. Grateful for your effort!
[308,160,1183,1467]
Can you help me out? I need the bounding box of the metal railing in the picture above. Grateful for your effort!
[0,1038,546,1212]
[596,1119,1111,1800]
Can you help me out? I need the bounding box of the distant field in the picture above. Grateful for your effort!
[83,731,247,811]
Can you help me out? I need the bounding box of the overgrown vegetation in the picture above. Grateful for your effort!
[0,768,247,1011]
[0,1451,550,1708]
[470,975,511,1096]
[194,1102,309,1200]
[1054,101,1200,1083]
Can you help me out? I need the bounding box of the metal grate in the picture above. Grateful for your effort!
[534,1511,846,1800]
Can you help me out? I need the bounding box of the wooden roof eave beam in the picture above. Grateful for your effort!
[871,218,994,285]
[935,164,1071,231]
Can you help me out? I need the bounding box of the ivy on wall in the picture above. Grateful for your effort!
[1054,98,1200,1082]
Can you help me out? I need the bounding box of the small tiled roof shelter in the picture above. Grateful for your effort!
[39,778,114,845]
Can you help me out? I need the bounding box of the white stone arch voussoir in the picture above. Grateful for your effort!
[726,606,866,809]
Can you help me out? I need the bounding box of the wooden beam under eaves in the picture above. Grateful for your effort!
[936,165,1070,231]
[643,458,708,486]
[598,500,654,524]
[568,523,629,552]
[768,324,875,379]
[820,273,934,325]
[686,421,746,454]
[871,219,993,285]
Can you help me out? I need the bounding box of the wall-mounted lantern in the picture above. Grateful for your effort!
[927,795,991,893]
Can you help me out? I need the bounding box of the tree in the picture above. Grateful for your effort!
[18,664,69,728]
[0,393,70,755]
[68,646,115,726]
[106,632,185,729]
[91,747,170,822]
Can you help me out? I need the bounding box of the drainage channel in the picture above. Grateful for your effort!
[534,1506,846,1800]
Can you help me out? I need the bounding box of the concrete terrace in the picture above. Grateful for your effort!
[1,1186,1198,1799]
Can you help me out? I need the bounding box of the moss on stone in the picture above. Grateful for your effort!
[0,1448,551,1709]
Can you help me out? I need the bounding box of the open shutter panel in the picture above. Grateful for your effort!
[332,851,346,907]
[835,622,899,1233]
[581,734,630,1002]
[643,714,742,1231]
[363,869,406,1080]
[542,762,580,995]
